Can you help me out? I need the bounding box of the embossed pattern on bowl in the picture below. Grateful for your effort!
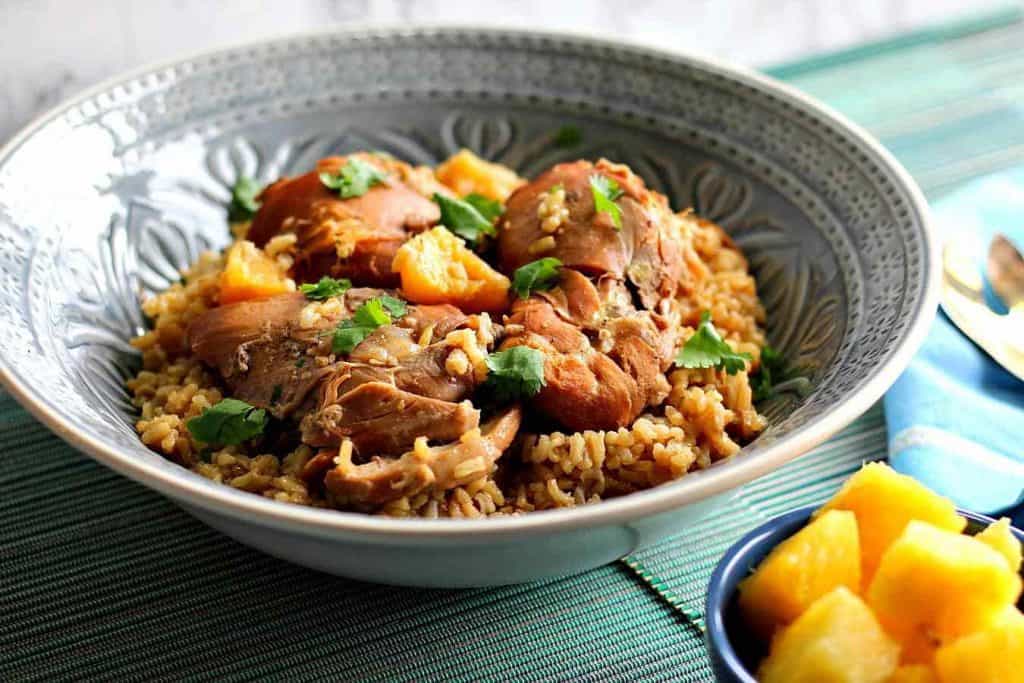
[0,28,936,584]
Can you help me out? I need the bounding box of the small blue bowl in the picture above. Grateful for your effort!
[705,505,1024,682]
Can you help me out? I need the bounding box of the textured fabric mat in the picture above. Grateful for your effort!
[4,10,1024,681]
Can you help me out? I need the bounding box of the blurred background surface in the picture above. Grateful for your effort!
[0,0,1008,142]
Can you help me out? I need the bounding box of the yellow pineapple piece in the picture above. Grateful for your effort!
[885,666,937,683]
[975,517,1022,573]
[738,510,860,638]
[933,608,1024,683]
[435,149,525,202]
[868,521,1022,661]
[393,226,510,313]
[758,587,900,683]
[817,462,966,584]
[219,240,291,304]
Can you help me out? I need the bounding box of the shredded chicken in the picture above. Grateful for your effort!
[187,288,493,457]
[323,406,522,505]
[501,275,674,432]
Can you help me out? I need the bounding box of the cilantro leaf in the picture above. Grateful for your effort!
[553,124,582,148]
[464,193,503,222]
[675,311,753,375]
[331,296,406,354]
[299,276,352,301]
[332,326,371,356]
[511,257,563,299]
[433,193,497,245]
[186,398,267,445]
[319,158,388,199]
[589,174,624,230]
[378,295,407,319]
[228,176,261,222]
[484,347,546,401]
[750,345,792,402]
[353,298,393,327]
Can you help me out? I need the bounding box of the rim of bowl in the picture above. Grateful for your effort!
[705,506,816,683]
[705,505,1019,681]
[0,26,940,541]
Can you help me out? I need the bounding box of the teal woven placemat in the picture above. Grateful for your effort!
[5,10,1024,681]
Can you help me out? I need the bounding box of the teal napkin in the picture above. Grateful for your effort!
[884,169,1024,514]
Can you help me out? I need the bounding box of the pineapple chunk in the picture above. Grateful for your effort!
[393,226,510,313]
[975,517,1022,573]
[817,463,966,584]
[738,510,860,638]
[868,521,1022,660]
[885,666,937,683]
[933,608,1024,683]
[758,587,900,683]
[435,149,525,202]
[219,240,292,304]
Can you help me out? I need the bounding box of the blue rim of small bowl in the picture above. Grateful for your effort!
[705,505,1024,682]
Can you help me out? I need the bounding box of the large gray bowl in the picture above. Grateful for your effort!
[0,28,936,587]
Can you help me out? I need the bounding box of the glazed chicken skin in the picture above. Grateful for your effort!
[499,158,688,310]
[247,154,446,287]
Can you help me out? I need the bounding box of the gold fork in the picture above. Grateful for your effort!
[940,233,1024,381]
[988,234,1024,316]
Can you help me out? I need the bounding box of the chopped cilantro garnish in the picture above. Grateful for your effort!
[295,357,306,368]
[675,311,752,375]
[464,193,503,222]
[511,257,563,299]
[299,276,352,301]
[433,193,498,245]
[484,347,547,401]
[750,346,791,401]
[553,124,582,148]
[332,296,406,355]
[378,295,407,319]
[319,158,388,199]
[186,398,267,446]
[589,174,624,230]
[270,384,283,405]
[228,176,261,222]
[332,324,378,356]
